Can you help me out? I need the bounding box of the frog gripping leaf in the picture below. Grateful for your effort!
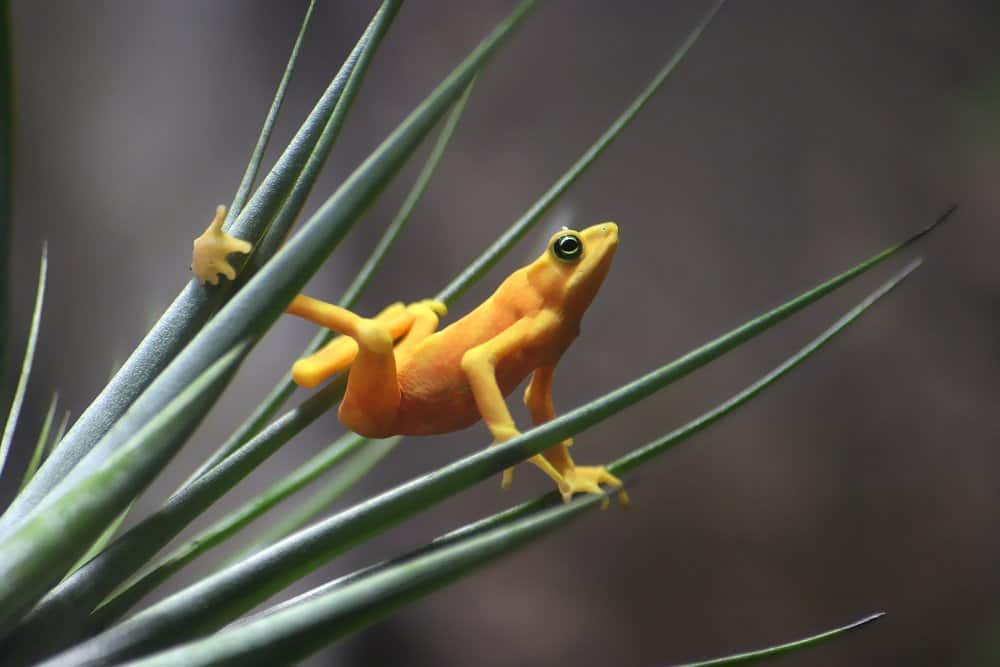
[191,205,253,285]
[287,223,628,507]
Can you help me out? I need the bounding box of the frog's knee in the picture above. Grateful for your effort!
[354,319,393,355]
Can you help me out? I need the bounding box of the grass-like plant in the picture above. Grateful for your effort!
[0,1,953,665]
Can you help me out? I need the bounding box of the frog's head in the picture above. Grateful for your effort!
[530,222,618,317]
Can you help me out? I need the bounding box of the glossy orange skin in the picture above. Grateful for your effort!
[392,273,577,435]
[381,222,618,437]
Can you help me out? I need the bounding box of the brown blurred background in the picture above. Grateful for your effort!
[3,1,999,665]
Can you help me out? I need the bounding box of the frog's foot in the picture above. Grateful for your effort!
[192,205,253,285]
[411,299,447,317]
[561,466,628,509]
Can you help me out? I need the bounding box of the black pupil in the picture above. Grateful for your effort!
[554,235,581,260]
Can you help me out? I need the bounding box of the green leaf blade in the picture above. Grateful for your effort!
[0,245,45,481]
[229,0,403,285]
[16,391,57,492]
[0,343,247,636]
[230,436,399,560]
[226,0,316,222]
[93,432,375,629]
[0,0,400,537]
[1,377,346,664]
[99,493,607,667]
[672,613,884,666]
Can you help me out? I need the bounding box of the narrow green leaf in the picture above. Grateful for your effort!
[4,0,522,541]
[232,436,399,560]
[435,0,728,306]
[16,392,56,491]
[0,245,45,481]
[0,0,400,536]
[671,613,884,666]
[0,0,12,391]
[67,504,132,576]
[101,493,609,667]
[1,377,347,664]
[0,343,247,637]
[48,214,943,665]
[186,77,476,485]
[45,409,69,457]
[338,78,478,308]
[92,433,376,629]
[226,0,316,222]
[231,0,402,285]
[239,260,925,624]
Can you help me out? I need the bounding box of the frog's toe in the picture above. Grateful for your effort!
[561,465,628,509]
[416,299,447,317]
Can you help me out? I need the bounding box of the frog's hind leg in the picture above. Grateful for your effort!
[393,300,447,364]
[286,295,401,436]
[289,301,411,388]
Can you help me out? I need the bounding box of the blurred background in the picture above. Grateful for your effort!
[3,1,999,664]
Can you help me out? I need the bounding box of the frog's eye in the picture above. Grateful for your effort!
[551,233,583,263]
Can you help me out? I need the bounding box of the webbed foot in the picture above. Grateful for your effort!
[192,205,252,285]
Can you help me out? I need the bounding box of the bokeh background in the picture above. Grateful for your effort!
[3,1,999,665]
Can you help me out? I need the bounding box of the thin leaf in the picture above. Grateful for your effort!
[16,392,56,491]
[0,245,45,482]
[0,343,248,637]
[239,259,925,625]
[671,613,884,666]
[186,77,476,485]
[338,78,478,308]
[435,0,729,306]
[231,436,399,560]
[3,377,348,663]
[48,215,944,665]
[4,0,525,542]
[231,0,402,285]
[45,409,69,457]
[67,504,132,576]
[92,493,610,667]
[226,0,316,222]
[93,433,377,629]
[0,0,401,536]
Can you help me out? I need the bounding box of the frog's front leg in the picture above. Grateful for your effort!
[460,317,571,497]
[191,205,252,285]
[524,365,628,508]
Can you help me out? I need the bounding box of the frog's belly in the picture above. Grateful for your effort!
[390,353,539,436]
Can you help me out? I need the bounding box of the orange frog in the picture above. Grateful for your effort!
[194,217,626,505]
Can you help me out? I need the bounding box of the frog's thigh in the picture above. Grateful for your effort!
[337,316,402,435]
[287,295,401,430]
